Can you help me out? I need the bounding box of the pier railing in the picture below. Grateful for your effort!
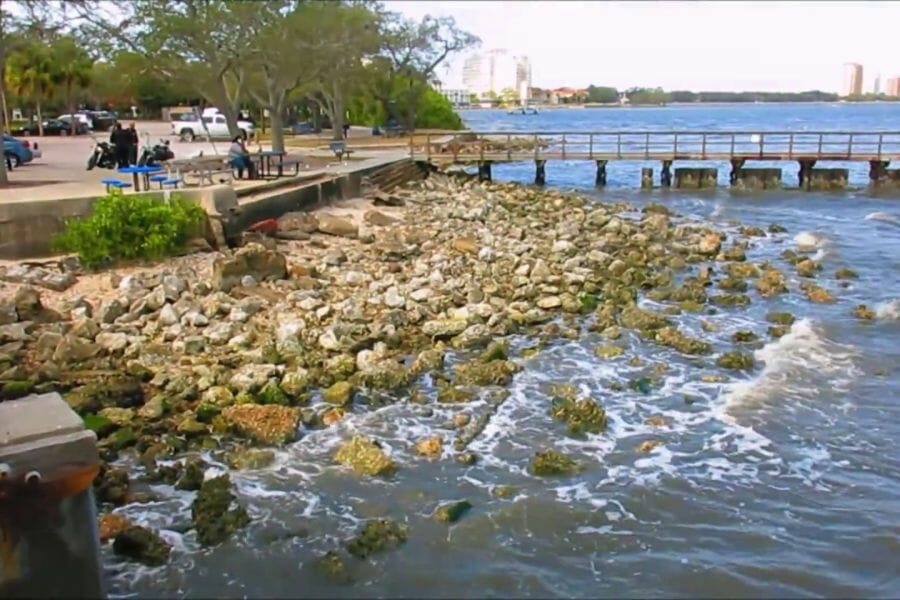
[412,131,900,163]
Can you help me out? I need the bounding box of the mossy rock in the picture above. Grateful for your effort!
[529,449,580,476]
[323,381,355,406]
[433,500,472,524]
[711,293,751,307]
[628,376,660,395]
[352,362,411,391]
[755,269,787,296]
[619,305,671,332]
[594,344,625,359]
[852,304,875,320]
[669,283,708,304]
[678,300,705,313]
[455,451,478,465]
[256,379,290,405]
[766,311,795,326]
[226,447,276,470]
[453,359,519,387]
[112,525,171,566]
[65,377,144,414]
[576,292,599,312]
[724,262,760,278]
[334,435,396,476]
[345,519,407,560]
[106,427,137,451]
[492,485,517,499]
[195,402,222,423]
[654,327,711,355]
[191,475,251,546]
[795,259,820,278]
[316,550,352,584]
[768,325,789,338]
[436,383,474,404]
[768,223,788,234]
[83,414,116,438]
[478,341,509,363]
[174,458,206,491]
[716,351,755,371]
[732,330,759,343]
[0,380,34,401]
[549,395,607,437]
[721,246,746,262]
[718,277,748,292]
[802,283,834,303]
[738,226,766,237]
[835,267,858,280]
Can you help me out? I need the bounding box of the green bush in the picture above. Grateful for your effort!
[415,86,463,130]
[53,191,206,268]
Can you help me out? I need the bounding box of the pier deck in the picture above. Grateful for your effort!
[410,131,900,189]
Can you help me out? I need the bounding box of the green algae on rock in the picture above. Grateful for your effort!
[549,393,607,437]
[732,330,759,343]
[492,485,517,499]
[334,435,396,476]
[529,449,581,476]
[852,304,876,320]
[453,359,519,386]
[316,551,353,584]
[323,381,355,406]
[594,344,625,359]
[835,267,859,280]
[436,383,475,404]
[345,519,408,559]
[716,351,755,371]
[654,327,711,355]
[174,458,206,491]
[226,447,276,470]
[112,525,171,566]
[718,276,749,292]
[768,325,790,338]
[191,475,251,547]
[221,404,301,445]
[725,262,761,278]
[433,500,473,524]
[755,269,788,296]
[766,311,795,326]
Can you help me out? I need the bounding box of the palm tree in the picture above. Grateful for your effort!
[51,37,92,134]
[5,42,56,136]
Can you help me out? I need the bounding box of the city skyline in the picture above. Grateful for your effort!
[384,0,899,93]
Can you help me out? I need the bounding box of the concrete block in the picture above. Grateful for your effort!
[733,168,782,190]
[0,393,104,598]
[872,169,900,189]
[641,168,654,189]
[675,167,718,189]
[809,168,848,191]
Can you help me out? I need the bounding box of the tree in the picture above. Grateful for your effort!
[372,11,477,131]
[6,41,56,135]
[51,36,92,133]
[499,87,518,106]
[586,85,618,104]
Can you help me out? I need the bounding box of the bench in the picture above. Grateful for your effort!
[279,156,304,176]
[329,141,354,162]
[149,175,169,189]
[101,178,133,193]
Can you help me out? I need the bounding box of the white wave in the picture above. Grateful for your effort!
[723,319,859,411]
[864,211,900,227]
[875,299,900,320]
[794,231,825,253]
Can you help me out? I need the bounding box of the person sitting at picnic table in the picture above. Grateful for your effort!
[228,135,256,179]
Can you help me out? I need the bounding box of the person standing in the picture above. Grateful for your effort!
[109,123,129,168]
[126,122,139,165]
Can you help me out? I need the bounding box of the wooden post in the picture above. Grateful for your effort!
[478,161,492,182]
[758,133,764,158]
[788,133,794,159]
[535,160,546,186]
[616,134,622,159]
[561,134,567,160]
[661,160,672,187]
[595,160,607,187]
[589,133,593,159]
[507,134,512,161]
[701,133,707,159]
[877,134,883,160]
[644,133,650,159]
[847,134,854,158]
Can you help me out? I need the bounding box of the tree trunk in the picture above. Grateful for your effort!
[0,66,9,134]
[330,81,344,142]
[36,102,43,137]
[270,109,285,153]
[68,85,76,135]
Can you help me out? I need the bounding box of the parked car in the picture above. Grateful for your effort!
[57,113,94,130]
[86,110,117,132]
[3,134,35,167]
[13,118,89,136]
[171,110,254,142]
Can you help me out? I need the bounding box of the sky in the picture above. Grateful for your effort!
[383,1,900,93]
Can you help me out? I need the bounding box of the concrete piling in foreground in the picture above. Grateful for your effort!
[641,168,654,189]
[675,168,718,189]
[0,393,104,598]
[595,160,607,187]
[809,168,849,191]
[534,160,546,186]
[732,168,783,190]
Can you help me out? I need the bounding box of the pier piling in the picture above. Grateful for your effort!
[478,161,492,182]
[595,160,608,187]
[661,161,673,187]
[797,159,816,190]
[641,168,654,189]
[534,160,546,186]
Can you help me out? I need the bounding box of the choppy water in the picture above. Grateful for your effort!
[107,105,900,598]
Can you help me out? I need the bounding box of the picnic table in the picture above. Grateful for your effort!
[254,150,284,179]
[117,165,163,192]
[169,156,233,186]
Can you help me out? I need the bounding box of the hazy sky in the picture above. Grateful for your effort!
[384,1,900,93]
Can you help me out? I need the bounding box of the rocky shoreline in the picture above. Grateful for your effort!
[0,173,867,573]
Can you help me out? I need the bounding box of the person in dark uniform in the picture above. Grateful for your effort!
[109,123,129,168]
[126,122,139,165]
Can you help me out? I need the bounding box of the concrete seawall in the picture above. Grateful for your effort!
[0,157,423,260]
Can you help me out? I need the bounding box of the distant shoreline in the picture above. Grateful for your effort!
[459,100,900,110]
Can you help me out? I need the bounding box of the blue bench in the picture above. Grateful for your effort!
[101,178,132,193]
[329,141,354,162]
[162,178,181,189]
[149,174,168,189]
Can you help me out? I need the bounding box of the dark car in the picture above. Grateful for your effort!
[87,111,117,132]
[13,118,89,136]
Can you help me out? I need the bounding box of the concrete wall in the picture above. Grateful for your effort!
[809,168,849,191]
[733,168,782,190]
[674,167,717,189]
[873,168,900,190]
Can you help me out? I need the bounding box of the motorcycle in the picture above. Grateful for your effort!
[86,139,117,171]
[137,138,174,167]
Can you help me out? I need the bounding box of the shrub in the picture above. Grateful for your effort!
[54,191,206,268]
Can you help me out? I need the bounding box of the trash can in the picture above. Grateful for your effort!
[0,393,104,599]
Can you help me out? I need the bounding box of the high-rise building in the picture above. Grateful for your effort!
[873,74,881,95]
[462,49,533,99]
[886,77,900,97]
[842,63,863,96]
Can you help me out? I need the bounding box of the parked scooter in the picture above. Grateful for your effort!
[86,138,117,170]
[137,138,174,166]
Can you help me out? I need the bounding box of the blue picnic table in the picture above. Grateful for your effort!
[117,165,163,192]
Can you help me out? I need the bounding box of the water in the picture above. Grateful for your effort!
[107,104,900,598]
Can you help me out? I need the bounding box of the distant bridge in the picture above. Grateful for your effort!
[409,130,900,189]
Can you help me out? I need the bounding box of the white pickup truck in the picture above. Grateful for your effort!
[171,110,255,142]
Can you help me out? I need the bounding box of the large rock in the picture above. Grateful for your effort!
[14,287,61,323]
[52,334,101,364]
[277,211,319,233]
[317,214,358,238]
[334,435,396,476]
[222,404,300,445]
[363,210,398,227]
[112,525,171,566]
[212,244,287,292]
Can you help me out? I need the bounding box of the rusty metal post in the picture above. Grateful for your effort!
[534,160,546,186]
[0,393,104,598]
[595,160,608,187]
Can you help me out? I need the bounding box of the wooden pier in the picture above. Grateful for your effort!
[410,131,900,189]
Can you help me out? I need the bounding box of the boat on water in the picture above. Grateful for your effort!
[506,106,539,115]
